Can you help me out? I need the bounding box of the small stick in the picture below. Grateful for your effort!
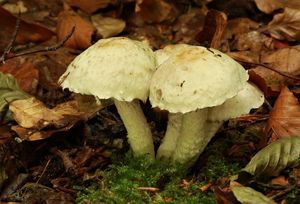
[0,13,21,63]
[137,187,160,192]
[5,26,75,60]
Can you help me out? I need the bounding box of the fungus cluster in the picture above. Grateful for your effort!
[59,37,264,166]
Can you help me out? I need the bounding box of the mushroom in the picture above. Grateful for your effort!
[150,45,249,165]
[191,82,264,163]
[154,44,190,161]
[59,37,157,158]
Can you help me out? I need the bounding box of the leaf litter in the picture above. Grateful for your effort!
[1,0,300,203]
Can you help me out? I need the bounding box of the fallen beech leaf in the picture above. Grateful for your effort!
[10,95,101,129]
[248,46,300,96]
[0,7,54,51]
[255,0,300,14]
[262,87,300,144]
[213,186,238,204]
[0,60,39,93]
[232,31,271,52]
[2,1,28,14]
[0,72,29,121]
[173,8,206,44]
[267,8,300,41]
[91,14,125,38]
[57,10,95,49]
[135,0,179,23]
[232,186,275,204]
[68,0,113,13]
[242,137,300,177]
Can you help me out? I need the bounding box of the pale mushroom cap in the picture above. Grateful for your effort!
[59,37,156,102]
[155,44,191,66]
[208,82,264,121]
[150,45,249,113]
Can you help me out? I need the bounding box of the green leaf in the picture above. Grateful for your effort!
[0,72,29,121]
[242,136,300,177]
[232,186,275,204]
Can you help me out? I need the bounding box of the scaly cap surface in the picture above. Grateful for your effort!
[150,45,249,113]
[59,37,156,102]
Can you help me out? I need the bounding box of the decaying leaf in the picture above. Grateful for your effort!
[232,186,275,204]
[249,46,300,96]
[135,0,179,23]
[0,7,54,51]
[57,10,95,49]
[0,60,39,93]
[67,0,113,13]
[91,14,126,38]
[262,87,300,145]
[0,72,29,121]
[9,95,102,130]
[255,0,300,14]
[241,136,300,177]
[267,8,300,41]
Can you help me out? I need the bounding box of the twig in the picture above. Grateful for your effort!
[137,187,160,192]
[36,158,52,184]
[237,60,300,81]
[1,26,75,62]
[0,12,21,63]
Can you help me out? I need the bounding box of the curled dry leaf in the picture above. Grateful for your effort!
[249,45,300,96]
[0,7,54,51]
[255,0,300,14]
[267,8,300,41]
[9,95,102,130]
[0,60,39,93]
[91,14,125,38]
[67,0,113,13]
[262,87,300,145]
[57,10,95,49]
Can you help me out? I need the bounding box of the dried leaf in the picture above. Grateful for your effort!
[57,10,95,49]
[135,0,179,23]
[232,186,275,204]
[68,0,113,13]
[255,0,300,14]
[9,95,102,129]
[242,136,300,177]
[263,87,300,144]
[0,61,39,93]
[267,8,300,41]
[91,14,125,38]
[248,46,300,96]
[0,72,29,121]
[0,7,54,51]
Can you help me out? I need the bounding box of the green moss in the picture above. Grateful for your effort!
[75,153,215,204]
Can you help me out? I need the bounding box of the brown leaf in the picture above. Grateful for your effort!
[255,0,300,14]
[10,95,102,141]
[57,10,95,49]
[262,87,300,146]
[68,0,113,13]
[135,0,179,23]
[213,186,239,204]
[91,14,126,38]
[248,45,300,96]
[9,95,102,130]
[267,8,300,41]
[0,7,54,51]
[0,60,39,93]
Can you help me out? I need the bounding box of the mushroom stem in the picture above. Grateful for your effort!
[156,113,183,161]
[114,99,155,158]
[172,108,209,165]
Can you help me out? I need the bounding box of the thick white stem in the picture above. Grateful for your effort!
[156,113,183,161]
[114,99,155,158]
[172,108,208,165]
